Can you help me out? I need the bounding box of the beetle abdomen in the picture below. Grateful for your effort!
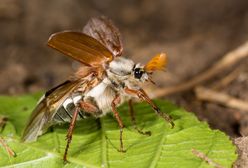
[53,94,91,123]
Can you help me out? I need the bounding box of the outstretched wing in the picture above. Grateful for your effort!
[47,31,113,67]
[22,80,82,142]
[83,16,123,57]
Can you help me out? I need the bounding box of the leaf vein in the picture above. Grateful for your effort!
[100,118,108,168]
[147,124,167,168]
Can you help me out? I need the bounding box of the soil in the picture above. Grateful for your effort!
[1,0,248,167]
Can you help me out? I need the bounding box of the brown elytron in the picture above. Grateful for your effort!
[22,16,174,162]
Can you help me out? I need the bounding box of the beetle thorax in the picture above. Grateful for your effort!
[106,57,137,88]
[108,57,134,75]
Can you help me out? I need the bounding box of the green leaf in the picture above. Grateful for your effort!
[0,94,237,168]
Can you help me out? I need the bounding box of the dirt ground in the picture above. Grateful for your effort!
[1,0,248,167]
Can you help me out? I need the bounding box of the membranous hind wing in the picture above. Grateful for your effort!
[47,31,113,67]
[22,80,83,142]
[83,16,123,57]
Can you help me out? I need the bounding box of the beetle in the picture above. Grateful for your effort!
[22,16,174,161]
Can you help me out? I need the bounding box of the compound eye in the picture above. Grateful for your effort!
[134,68,143,79]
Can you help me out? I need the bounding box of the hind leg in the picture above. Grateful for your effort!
[63,100,100,162]
[64,106,80,162]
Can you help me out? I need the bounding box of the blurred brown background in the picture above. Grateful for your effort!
[1,0,248,140]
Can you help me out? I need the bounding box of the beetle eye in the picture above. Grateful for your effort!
[134,68,143,79]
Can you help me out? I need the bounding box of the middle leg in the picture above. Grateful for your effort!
[111,95,126,152]
[128,99,151,136]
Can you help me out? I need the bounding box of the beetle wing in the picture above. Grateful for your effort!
[22,80,83,142]
[83,16,123,57]
[47,31,113,67]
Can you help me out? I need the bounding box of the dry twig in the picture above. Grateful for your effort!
[192,148,224,168]
[195,86,248,112]
[211,66,243,90]
[0,137,16,157]
[0,116,16,157]
[151,41,248,98]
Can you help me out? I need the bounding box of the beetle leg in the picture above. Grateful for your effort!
[63,106,80,162]
[111,95,126,152]
[79,101,99,114]
[128,99,151,136]
[124,88,174,128]
[63,99,101,162]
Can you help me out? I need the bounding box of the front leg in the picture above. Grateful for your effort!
[124,88,174,128]
[111,95,126,152]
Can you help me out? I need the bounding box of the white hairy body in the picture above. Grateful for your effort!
[83,57,143,115]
